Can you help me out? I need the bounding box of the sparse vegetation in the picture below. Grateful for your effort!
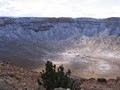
[1,62,120,90]
[97,78,107,84]
[37,61,73,90]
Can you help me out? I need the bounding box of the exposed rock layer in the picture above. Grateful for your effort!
[0,17,120,78]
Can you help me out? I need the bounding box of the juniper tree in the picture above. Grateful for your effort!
[37,61,72,90]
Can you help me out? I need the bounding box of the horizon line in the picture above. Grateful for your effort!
[0,16,120,19]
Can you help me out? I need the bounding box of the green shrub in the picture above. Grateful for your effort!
[37,61,72,90]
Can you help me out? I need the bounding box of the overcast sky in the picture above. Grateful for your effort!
[0,0,120,18]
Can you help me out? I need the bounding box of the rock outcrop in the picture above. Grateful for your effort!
[0,62,41,90]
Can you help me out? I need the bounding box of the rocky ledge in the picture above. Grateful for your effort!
[0,62,45,90]
[0,62,120,90]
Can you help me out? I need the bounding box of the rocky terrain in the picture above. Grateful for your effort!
[0,62,120,90]
[0,17,120,79]
[81,77,120,90]
[0,62,42,90]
